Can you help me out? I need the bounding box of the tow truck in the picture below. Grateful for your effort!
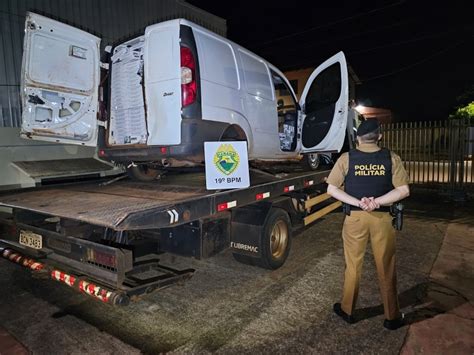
[0,12,357,306]
[0,167,341,305]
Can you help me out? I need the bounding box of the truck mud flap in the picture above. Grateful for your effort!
[229,203,273,258]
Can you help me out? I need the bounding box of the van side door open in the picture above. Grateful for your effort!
[20,12,101,146]
[299,52,349,153]
[143,22,182,146]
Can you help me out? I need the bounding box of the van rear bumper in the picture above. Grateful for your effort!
[98,119,229,164]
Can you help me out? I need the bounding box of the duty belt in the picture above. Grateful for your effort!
[350,205,391,212]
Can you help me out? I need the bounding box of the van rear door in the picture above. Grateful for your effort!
[144,21,182,145]
[299,51,348,153]
[20,12,100,146]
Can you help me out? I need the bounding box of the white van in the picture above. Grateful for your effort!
[21,13,348,179]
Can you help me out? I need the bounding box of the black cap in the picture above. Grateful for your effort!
[357,119,380,136]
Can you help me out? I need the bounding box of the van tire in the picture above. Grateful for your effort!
[301,153,320,171]
[127,165,161,181]
[259,208,292,270]
[220,125,247,142]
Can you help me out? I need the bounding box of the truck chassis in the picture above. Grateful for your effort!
[0,169,340,305]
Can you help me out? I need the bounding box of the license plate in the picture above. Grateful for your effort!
[19,230,43,250]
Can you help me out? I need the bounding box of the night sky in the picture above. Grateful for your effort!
[188,0,474,121]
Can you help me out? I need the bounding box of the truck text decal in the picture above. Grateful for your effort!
[230,241,258,253]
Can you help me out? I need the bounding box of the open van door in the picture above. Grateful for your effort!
[20,12,100,146]
[299,51,348,152]
[143,21,182,146]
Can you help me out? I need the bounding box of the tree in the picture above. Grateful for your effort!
[451,102,474,120]
[450,85,474,122]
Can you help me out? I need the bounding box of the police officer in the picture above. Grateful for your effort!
[326,119,410,330]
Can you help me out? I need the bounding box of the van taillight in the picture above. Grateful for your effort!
[180,46,196,107]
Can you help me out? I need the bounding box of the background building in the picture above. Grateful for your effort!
[354,106,393,124]
[284,65,361,101]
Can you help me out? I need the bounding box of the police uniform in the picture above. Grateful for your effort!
[327,137,409,321]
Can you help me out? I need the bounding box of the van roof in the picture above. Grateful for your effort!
[146,18,291,86]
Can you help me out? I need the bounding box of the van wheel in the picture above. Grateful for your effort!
[220,125,247,142]
[301,153,320,171]
[260,208,292,269]
[127,165,161,181]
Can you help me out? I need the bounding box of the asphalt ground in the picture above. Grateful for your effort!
[0,191,470,354]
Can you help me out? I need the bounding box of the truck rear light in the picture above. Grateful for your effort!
[160,147,167,154]
[256,192,270,200]
[86,249,117,269]
[217,200,237,212]
[180,46,196,107]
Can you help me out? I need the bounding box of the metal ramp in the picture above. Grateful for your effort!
[11,158,116,181]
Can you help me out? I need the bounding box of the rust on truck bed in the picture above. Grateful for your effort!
[0,169,330,231]
[0,174,210,230]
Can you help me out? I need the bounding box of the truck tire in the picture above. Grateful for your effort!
[127,165,161,182]
[301,153,320,171]
[232,253,256,266]
[260,208,292,269]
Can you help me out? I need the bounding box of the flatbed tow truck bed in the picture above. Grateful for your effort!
[0,169,330,230]
[0,168,340,305]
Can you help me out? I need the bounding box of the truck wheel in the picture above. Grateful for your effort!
[260,208,292,269]
[301,153,320,171]
[127,165,161,182]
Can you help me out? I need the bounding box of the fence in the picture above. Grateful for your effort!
[381,118,473,193]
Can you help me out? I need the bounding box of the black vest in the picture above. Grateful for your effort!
[345,148,393,209]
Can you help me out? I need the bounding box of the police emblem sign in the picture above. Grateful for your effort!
[204,141,250,190]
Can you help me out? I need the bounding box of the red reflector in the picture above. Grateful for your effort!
[99,149,106,157]
[256,193,263,200]
[217,203,227,212]
[160,147,167,154]
[217,200,237,212]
